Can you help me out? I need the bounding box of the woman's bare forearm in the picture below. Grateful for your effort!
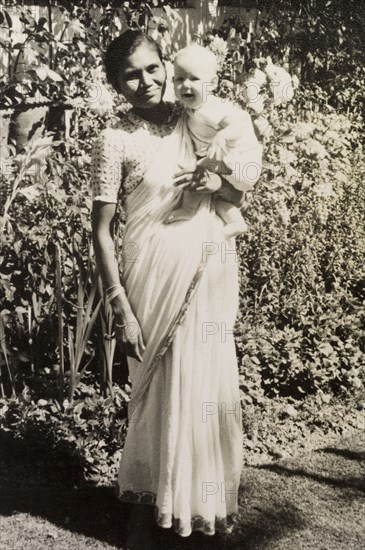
[91,202,132,319]
[91,202,145,360]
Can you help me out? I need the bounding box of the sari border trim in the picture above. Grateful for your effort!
[115,486,238,536]
[147,262,206,375]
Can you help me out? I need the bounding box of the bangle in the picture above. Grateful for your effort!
[104,283,126,305]
[105,283,122,294]
[106,288,124,303]
[115,322,127,329]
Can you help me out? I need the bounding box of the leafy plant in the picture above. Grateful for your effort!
[234,89,365,401]
[0,5,64,109]
[97,278,117,399]
[64,246,101,404]
[0,382,130,483]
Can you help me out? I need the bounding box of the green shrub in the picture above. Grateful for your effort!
[0,382,130,483]
[235,88,365,402]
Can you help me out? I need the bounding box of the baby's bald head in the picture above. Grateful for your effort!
[173,45,218,109]
[174,45,218,80]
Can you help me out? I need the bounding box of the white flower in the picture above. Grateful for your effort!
[334,171,348,184]
[206,36,228,70]
[322,130,339,143]
[301,138,327,159]
[314,182,335,198]
[265,58,295,104]
[278,146,297,166]
[278,203,290,226]
[291,122,316,141]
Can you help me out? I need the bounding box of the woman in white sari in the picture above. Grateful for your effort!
[91,30,262,550]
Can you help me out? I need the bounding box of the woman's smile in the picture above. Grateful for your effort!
[138,87,160,98]
[117,44,166,109]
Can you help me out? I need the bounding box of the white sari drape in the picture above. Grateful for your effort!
[116,115,243,537]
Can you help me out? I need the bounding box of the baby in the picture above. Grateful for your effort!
[164,44,253,238]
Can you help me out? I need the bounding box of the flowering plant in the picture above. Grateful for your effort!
[206,35,229,71]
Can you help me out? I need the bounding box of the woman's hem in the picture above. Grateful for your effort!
[115,486,238,537]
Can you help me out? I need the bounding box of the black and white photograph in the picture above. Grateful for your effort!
[0,1,364,549]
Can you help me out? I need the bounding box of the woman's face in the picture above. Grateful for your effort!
[116,44,166,109]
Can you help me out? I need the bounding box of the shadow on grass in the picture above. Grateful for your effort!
[0,434,129,548]
[256,463,365,493]
[0,482,305,550]
[0,483,130,547]
[316,447,365,462]
[229,473,307,550]
[0,435,305,550]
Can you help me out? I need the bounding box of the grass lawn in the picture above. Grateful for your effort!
[0,429,364,550]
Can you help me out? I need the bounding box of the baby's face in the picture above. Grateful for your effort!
[174,54,217,109]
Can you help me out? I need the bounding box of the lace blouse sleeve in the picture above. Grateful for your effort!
[90,128,125,203]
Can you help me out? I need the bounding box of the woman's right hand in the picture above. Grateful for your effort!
[110,289,146,362]
[114,311,146,362]
[173,165,222,194]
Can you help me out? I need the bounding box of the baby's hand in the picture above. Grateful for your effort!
[207,132,227,160]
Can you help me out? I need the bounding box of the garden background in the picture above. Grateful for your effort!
[0,0,364,486]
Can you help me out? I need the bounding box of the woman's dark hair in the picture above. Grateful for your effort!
[104,30,163,93]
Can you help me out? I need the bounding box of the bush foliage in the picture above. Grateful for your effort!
[0,382,129,483]
[236,91,365,403]
[0,0,364,479]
